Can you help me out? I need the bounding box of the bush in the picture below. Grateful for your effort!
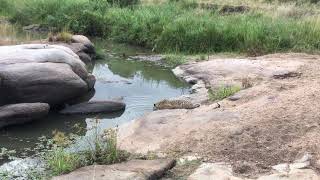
[208,85,241,101]
[46,148,82,176]
[164,54,187,67]
[44,126,129,176]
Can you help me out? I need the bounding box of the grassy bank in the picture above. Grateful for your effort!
[0,125,129,179]
[1,0,320,55]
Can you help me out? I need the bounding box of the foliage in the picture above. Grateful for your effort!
[48,31,73,43]
[208,85,241,101]
[46,147,83,176]
[44,121,129,176]
[83,128,128,165]
[2,0,320,55]
[106,0,140,7]
[164,54,187,67]
[0,148,16,161]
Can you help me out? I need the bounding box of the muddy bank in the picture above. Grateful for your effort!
[117,53,320,178]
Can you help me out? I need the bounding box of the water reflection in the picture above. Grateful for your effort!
[0,31,190,160]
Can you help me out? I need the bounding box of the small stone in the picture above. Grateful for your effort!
[295,153,312,163]
[272,163,289,173]
[230,127,244,136]
[188,163,243,180]
[289,162,310,170]
[177,155,200,165]
[229,94,242,101]
[185,77,198,85]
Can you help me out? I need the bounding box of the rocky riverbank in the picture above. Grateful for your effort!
[114,53,320,179]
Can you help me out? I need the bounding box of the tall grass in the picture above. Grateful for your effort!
[2,0,320,54]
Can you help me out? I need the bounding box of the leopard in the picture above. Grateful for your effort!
[153,99,200,110]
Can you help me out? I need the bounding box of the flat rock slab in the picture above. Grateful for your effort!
[117,53,320,176]
[59,101,126,115]
[176,55,303,88]
[118,106,238,154]
[0,103,49,128]
[188,163,320,180]
[53,159,175,180]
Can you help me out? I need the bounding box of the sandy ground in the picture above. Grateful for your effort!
[117,53,320,177]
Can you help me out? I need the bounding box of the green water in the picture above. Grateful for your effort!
[0,28,190,163]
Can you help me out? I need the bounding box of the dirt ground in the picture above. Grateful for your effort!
[118,53,320,178]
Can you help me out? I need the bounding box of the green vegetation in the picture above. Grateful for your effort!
[208,85,241,101]
[46,147,82,175]
[164,54,187,67]
[48,31,73,43]
[2,0,320,56]
[44,125,128,176]
[0,122,129,178]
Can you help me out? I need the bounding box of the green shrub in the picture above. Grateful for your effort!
[44,127,128,176]
[164,54,187,67]
[0,0,12,16]
[49,31,73,43]
[208,85,241,101]
[46,148,82,176]
[83,128,129,165]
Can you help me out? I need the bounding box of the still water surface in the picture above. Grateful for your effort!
[0,25,190,162]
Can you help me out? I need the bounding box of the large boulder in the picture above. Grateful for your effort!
[0,103,50,128]
[50,35,96,63]
[58,43,93,64]
[59,101,126,115]
[71,35,95,54]
[0,44,95,106]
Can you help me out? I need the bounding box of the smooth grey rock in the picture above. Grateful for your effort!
[54,42,94,63]
[59,101,126,115]
[177,155,201,165]
[77,52,92,64]
[229,94,242,101]
[295,153,312,163]
[272,163,289,173]
[0,103,49,128]
[289,162,310,170]
[0,44,94,106]
[84,74,96,90]
[53,159,175,180]
[71,35,95,54]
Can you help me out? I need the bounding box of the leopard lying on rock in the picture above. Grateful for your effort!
[153,99,200,110]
